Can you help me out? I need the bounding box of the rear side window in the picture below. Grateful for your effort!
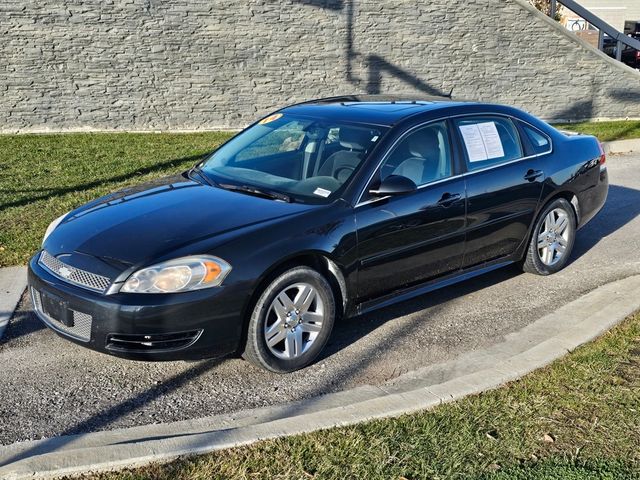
[455,116,523,171]
[521,123,551,155]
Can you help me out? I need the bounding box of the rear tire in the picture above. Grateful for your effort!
[242,266,335,373]
[522,198,576,275]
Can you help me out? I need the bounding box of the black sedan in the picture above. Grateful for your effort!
[28,95,608,372]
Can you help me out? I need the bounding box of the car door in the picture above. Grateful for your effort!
[453,115,546,268]
[354,120,467,301]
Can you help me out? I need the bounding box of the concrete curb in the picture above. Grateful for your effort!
[1,274,639,479]
[602,138,640,155]
[0,267,27,340]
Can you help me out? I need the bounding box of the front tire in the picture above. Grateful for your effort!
[522,198,576,275]
[243,266,336,373]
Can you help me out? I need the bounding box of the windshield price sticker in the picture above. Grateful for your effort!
[459,122,505,162]
[313,187,332,198]
[259,113,283,125]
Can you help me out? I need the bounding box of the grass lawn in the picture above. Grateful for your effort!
[554,120,640,142]
[1,119,639,267]
[0,132,234,267]
[78,313,640,480]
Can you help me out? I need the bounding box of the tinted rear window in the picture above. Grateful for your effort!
[455,116,523,171]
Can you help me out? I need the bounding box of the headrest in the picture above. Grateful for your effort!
[408,129,440,158]
[339,127,370,150]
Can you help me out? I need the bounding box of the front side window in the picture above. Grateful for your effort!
[378,121,453,187]
[455,116,523,171]
[201,114,386,203]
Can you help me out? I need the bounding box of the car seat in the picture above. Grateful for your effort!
[318,127,370,183]
[392,129,441,185]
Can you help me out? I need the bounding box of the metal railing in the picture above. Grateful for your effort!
[550,0,640,61]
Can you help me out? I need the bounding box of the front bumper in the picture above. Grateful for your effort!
[28,254,248,361]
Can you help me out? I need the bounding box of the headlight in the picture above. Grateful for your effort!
[120,256,231,294]
[43,212,70,245]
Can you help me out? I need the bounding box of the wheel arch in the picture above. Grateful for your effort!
[235,251,349,355]
[517,190,579,262]
[541,190,580,224]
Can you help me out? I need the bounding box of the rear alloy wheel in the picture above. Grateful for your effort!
[243,266,335,373]
[522,198,576,275]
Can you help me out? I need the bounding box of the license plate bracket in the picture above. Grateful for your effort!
[41,291,74,327]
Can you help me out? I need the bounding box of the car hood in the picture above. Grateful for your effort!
[44,174,312,268]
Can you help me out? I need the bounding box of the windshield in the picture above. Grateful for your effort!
[200,113,387,202]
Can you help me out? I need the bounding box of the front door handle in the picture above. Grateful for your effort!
[524,169,544,181]
[437,192,462,207]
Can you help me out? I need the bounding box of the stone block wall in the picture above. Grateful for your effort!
[1,0,639,132]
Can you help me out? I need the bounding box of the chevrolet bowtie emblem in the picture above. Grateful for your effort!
[58,266,72,278]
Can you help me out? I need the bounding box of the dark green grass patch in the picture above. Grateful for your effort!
[0,132,234,267]
[2,120,640,266]
[554,120,640,142]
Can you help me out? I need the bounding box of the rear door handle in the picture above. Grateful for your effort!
[524,169,544,181]
[437,192,462,207]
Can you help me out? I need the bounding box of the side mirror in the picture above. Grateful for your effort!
[369,175,417,196]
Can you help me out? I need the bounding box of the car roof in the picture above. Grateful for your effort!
[280,94,479,127]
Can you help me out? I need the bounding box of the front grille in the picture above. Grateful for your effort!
[39,250,111,293]
[31,288,93,342]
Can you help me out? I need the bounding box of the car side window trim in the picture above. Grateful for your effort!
[516,120,553,157]
[449,114,553,177]
[355,118,459,207]
[354,112,553,208]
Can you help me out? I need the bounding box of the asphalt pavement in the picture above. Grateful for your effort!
[1,153,639,446]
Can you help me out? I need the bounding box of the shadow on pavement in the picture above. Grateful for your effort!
[572,184,640,259]
[3,179,638,462]
[0,358,222,468]
[0,310,45,347]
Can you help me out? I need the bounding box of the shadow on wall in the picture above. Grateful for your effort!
[551,80,640,122]
[299,1,640,119]
[295,0,449,97]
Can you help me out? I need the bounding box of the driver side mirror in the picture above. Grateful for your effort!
[369,175,417,196]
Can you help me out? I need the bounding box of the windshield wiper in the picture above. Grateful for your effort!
[188,165,217,187]
[218,183,293,203]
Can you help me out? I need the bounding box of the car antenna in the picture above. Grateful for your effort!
[446,87,454,99]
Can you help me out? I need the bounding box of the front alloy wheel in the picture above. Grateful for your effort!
[264,282,325,360]
[243,266,335,373]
